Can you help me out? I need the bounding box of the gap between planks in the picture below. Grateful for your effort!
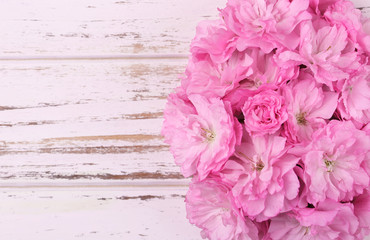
[0,180,190,189]
[0,54,188,62]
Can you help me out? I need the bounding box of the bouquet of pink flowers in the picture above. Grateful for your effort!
[162,0,370,239]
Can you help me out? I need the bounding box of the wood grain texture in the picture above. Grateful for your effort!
[0,60,188,184]
[0,0,225,56]
[0,0,369,239]
[0,186,200,240]
[352,0,370,8]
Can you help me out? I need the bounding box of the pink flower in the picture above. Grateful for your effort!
[242,89,288,136]
[161,91,242,180]
[298,121,369,205]
[221,0,311,53]
[223,88,255,119]
[161,0,370,238]
[268,200,360,240]
[222,134,299,222]
[323,0,370,55]
[223,48,298,117]
[324,0,362,43]
[161,87,196,142]
[337,67,370,124]
[353,189,370,239]
[182,51,253,98]
[191,20,238,63]
[240,48,298,89]
[185,179,259,240]
[309,0,343,15]
[358,17,370,54]
[282,72,338,143]
[277,22,360,89]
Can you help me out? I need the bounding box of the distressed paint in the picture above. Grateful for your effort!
[0,187,199,240]
[0,0,369,239]
[0,0,226,56]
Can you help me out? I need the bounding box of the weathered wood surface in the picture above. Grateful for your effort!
[0,187,200,240]
[0,0,369,239]
[0,60,188,185]
[0,0,225,57]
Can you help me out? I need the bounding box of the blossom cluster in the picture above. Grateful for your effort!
[161,0,370,239]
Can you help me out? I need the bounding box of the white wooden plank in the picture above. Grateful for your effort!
[0,60,183,141]
[361,7,370,17]
[0,59,185,107]
[0,186,201,240]
[0,151,185,184]
[0,0,225,56]
[352,0,370,8]
[0,109,164,141]
[0,60,187,184]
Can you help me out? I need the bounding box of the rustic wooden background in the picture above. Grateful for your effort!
[0,0,369,239]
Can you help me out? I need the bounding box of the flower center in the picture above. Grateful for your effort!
[323,153,335,172]
[296,112,307,125]
[304,226,310,236]
[237,152,264,172]
[254,159,265,171]
[201,128,216,143]
[220,207,229,213]
[324,159,335,172]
